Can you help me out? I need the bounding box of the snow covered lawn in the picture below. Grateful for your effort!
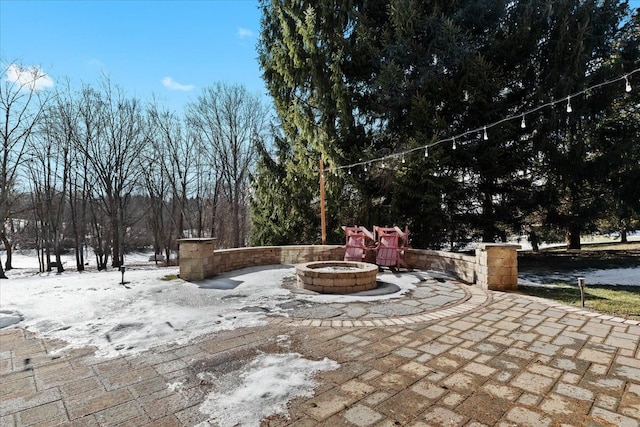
[519,266,640,287]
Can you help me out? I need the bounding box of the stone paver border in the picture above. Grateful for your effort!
[281,282,489,328]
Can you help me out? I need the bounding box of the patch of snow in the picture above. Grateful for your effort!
[1,249,168,279]
[167,381,184,393]
[0,265,293,358]
[0,310,24,328]
[0,262,428,358]
[520,267,640,287]
[197,352,339,427]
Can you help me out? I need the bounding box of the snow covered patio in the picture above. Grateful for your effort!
[1,261,640,426]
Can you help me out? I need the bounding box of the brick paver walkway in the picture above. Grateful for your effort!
[1,272,639,426]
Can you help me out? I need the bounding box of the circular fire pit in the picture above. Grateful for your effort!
[296,261,379,294]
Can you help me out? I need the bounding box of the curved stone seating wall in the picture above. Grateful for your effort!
[403,248,476,283]
[177,239,344,280]
[177,239,519,290]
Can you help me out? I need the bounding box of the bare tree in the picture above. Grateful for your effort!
[186,83,268,247]
[145,101,195,238]
[73,78,145,268]
[0,62,52,277]
[29,82,78,272]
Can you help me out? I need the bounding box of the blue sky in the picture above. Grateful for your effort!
[1,0,265,112]
[1,0,639,113]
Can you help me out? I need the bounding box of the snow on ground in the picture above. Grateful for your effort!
[514,232,640,252]
[196,351,339,427]
[519,267,640,287]
[2,249,163,279]
[0,265,284,357]
[0,261,422,358]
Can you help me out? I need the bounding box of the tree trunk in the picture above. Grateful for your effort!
[566,223,581,250]
[75,245,85,272]
[55,232,64,273]
[481,189,496,242]
[2,232,13,270]
[620,227,628,243]
[111,214,121,268]
[529,230,540,252]
[0,235,7,278]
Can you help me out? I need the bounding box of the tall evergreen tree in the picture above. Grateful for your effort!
[524,0,636,249]
[254,0,639,249]
[257,0,368,243]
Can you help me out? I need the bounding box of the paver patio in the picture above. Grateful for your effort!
[1,270,639,426]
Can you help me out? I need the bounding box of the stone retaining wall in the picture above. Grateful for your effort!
[177,239,520,290]
[403,248,477,284]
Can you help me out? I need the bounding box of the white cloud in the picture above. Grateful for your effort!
[238,27,254,39]
[161,77,195,91]
[87,58,104,69]
[5,64,54,90]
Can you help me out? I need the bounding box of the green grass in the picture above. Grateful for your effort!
[161,274,179,281]
[517,284,640,321]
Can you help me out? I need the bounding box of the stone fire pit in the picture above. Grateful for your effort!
[295,261,379,294]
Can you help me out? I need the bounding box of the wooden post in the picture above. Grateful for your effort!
[319,158,327,245]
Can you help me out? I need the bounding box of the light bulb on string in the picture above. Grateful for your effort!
[294,175,297,182]
[328,70,638,174]
[381,159,385,168]
[348,167,351,175]
[452,138,457,150]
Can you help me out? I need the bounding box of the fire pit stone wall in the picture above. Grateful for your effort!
[295,261,378,293]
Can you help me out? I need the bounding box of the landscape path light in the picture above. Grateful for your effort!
[578,277,586,307]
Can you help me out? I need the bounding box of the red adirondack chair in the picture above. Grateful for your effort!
[342,226,375,262]
[374,226,410,269]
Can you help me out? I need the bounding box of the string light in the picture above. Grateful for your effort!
[326,68,639,173]
[452,138,457,150]
[348,167,351,175]
[402,154,406,164]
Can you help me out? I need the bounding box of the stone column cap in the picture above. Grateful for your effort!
[177,237,217,243]
[476,243,522,250]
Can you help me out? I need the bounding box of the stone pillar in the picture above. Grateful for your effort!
[177,238,216,281]
[475,244,521,291]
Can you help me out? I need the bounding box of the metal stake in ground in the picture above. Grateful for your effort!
[578,277,586,307]
[120,265,126,287]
